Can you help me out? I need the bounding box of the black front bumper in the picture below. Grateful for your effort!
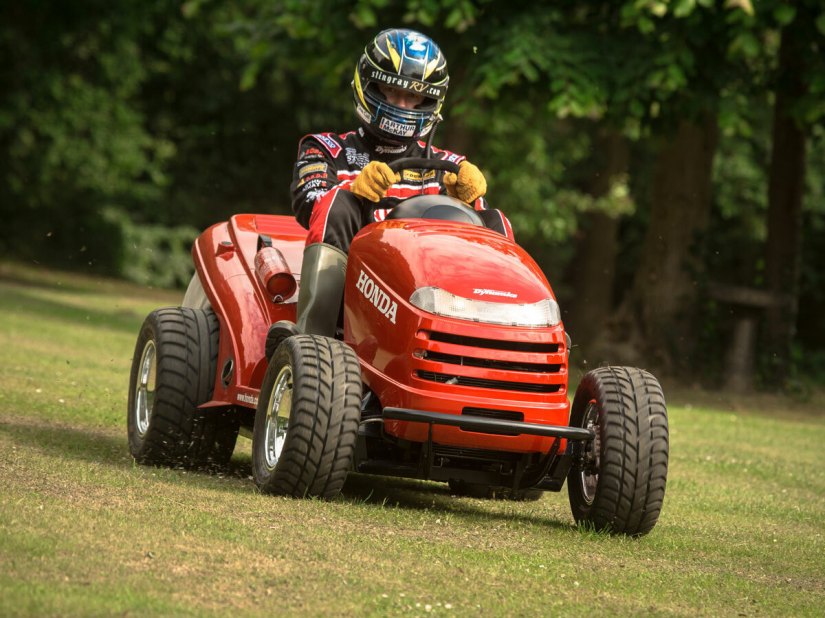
[357,408,594,491]
[382,408,594,442]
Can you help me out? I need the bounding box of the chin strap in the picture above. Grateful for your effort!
[424,113,443,160]
[421,113,444,194]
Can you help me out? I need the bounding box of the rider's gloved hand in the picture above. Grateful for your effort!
[443,160,487,204]
[350,161,400,202]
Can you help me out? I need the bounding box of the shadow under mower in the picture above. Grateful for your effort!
[127,158,669,536]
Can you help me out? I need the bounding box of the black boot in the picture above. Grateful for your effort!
[264,244,347,358]
[295,242,348,337]
[265,320,301,360]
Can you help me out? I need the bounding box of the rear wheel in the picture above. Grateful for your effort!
[448,479,543,502]
[567,367,669,536]
[127,308,239,468]
[252,335,361,499]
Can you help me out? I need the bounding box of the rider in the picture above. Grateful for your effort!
[289,28,513,338]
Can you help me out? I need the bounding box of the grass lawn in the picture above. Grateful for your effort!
[1,260,823,616]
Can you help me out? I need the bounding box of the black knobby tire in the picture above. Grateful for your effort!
[567,367,669,536]
[127,307,239,468]
[448,479,543,502]
[252,335,362,499]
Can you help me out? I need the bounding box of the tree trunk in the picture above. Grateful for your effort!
[625,115,719,371]
[565,130,628,352]
[762,22,808,384]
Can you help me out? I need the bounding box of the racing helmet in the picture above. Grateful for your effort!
[352,28,449,144]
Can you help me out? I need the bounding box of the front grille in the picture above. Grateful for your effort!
[462,407,524,422]
[427,331,560,354]
[417,370,562,393]
[462,407,524,435]
[433,444,522,464]
[424,350,560,374]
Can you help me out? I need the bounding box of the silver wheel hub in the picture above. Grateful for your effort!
[134,340,157,437]
[263,365,292,470]
[579,402,601,505]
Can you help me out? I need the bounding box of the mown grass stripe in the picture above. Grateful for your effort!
[1,261,824,616]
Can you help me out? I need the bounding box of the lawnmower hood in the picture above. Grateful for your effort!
[349,219,555,306]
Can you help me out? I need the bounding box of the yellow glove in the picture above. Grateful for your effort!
[350,161,400,202]
[443,160,487,204]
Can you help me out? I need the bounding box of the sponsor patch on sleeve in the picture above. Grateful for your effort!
[298,162,328,178]
[312,133,342,158]
[302,147,326,160]
[297,174,328,188]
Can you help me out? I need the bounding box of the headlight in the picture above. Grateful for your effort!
[409,286,560,327]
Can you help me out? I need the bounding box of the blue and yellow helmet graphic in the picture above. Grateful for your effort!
[352,28,449,145]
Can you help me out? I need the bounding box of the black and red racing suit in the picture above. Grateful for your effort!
[290,127,513,253]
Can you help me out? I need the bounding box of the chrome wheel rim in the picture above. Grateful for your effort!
[264,365,292,470]
[579,402,601,505]
[134,340,157,437]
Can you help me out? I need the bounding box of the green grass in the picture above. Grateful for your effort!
[1,260,824,616]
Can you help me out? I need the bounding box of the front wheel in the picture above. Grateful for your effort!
[252,335,361,499]
[567,367,669,536]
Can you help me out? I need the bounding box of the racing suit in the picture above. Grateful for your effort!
[290,127,514,254]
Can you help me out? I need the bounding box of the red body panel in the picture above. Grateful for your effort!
[195,214,570,456]
[192,214,307,408]
[344,220,570,454]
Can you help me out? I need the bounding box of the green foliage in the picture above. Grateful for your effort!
[467,1,760,134]
[0,3,173,272]
[472,10,607,120]
[401,0,482,30]
[6,73,171,201]
[712,101,771,235]
[729,0,825,126]
[103,209,197,289]
[458,99,584,242]
[0,0,822,378]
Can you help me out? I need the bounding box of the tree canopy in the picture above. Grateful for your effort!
[1,0,823,388]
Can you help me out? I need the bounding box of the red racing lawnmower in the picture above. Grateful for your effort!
[127,158,669,536]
